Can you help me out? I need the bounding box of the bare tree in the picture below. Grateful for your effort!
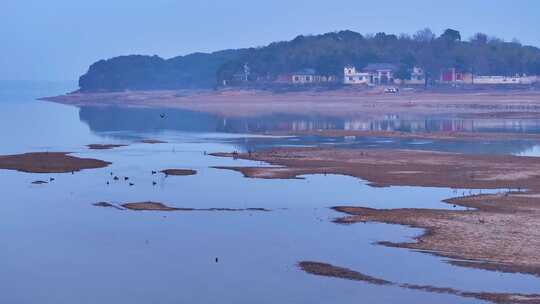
[413,28,436,43]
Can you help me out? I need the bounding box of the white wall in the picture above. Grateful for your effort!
[473,75,539,85]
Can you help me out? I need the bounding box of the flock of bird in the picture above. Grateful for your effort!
[106,170,162,187]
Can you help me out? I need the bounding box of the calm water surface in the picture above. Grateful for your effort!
[1,81,540,304]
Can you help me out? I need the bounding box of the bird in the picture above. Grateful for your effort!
[124,177,129,181]
[215,257,219,263]
[129,183,134,186]
[106,181,110,185]
[152,181,157,186]
[113,176,119,181]
[49,177,55,182]
[151,170,157,175]
[160,113,166,118]
[110,172,113,176]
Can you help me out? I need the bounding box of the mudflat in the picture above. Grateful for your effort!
[43,89,540,119]
[299,261,540,304]
[212,147,540,277]
[87,144,127,150]
[122,202,181,211]
[0,152,110,173]
[118,201,270,212]
[161,169,197,176]
[333,192,540,277]
[211,147,540,189]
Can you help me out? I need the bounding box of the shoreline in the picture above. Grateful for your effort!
[266,129,540,141]
[210,147,540,189]
[211,147,540,277]
[42,88,540,119]
[299,261,540,304]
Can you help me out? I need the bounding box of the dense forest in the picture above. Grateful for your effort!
[79,50,246,91]
[79,29,540,91]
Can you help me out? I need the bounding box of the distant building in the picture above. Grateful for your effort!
[473,75,538,85]
[363,63,397,85]
[291,68,317,84]
[277,68,337,84]
[439,68,539,85]
[439,68,473,84]
[344,63,397,85]
[344,66,370,84]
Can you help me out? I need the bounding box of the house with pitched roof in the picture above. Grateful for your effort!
[344,63,398,85]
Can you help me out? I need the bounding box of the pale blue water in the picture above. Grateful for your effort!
[1,81,539,304]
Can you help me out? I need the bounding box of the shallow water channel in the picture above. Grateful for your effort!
[1,81,539,303]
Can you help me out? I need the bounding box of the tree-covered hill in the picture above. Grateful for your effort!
[78,29,540,91]
[79,49,246,91]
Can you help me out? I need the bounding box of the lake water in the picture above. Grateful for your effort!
[1,81,539,304]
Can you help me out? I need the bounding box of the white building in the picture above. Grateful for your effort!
[344,66,370,84]
[344,63,398,85]
[277,68,337,84]
[473,75,538,85]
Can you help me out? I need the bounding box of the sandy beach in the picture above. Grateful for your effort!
[43,88,540,119]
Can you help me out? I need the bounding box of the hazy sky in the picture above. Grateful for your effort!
[2,0,539,81]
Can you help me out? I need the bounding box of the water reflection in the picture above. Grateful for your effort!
[79,106,540,134]
[79,106,540,155]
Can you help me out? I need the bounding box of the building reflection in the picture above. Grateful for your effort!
[79,106,540,134]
